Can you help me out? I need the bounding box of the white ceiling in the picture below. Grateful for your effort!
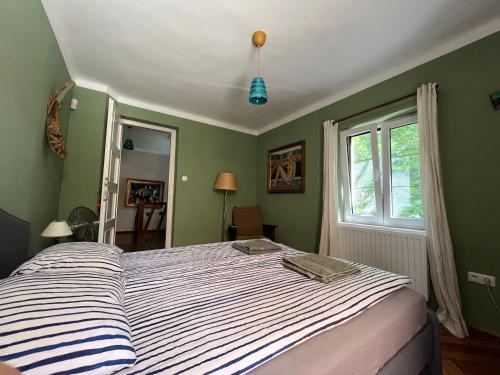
[42,0,500,135]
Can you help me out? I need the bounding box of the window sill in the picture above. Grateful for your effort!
[338,222,427,237]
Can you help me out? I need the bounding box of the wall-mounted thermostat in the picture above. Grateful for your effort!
[70,98,79,110]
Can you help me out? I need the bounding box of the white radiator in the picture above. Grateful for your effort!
[339,225,428,299]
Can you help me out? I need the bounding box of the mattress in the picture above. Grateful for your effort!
[119,242,413,374]
[248,287,427,375]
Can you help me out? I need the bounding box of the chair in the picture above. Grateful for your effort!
[228,207,277,241]
[134,199,167,251]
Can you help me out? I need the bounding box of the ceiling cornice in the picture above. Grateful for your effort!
[255,16,500,135]
[74,79,259,136]
[72,16,499,137]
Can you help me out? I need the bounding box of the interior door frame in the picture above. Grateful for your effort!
[120,118,177,248]
[98,97,122,244]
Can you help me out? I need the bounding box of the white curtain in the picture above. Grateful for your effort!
[418,83,468,338]
[319,121,342,257]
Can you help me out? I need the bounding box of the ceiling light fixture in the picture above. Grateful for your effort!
[249,30,268,105]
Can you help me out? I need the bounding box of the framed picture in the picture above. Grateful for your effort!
[125,178,164,207]
[267,140,305,193]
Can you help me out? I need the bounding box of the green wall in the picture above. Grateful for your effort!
[0,0,71,253]
[257,31,500,335]
[58,87,108,221]
[58,90,257,246]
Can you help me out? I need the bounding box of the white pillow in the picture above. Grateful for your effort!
[0,272,136,374]
[11,242,124,276]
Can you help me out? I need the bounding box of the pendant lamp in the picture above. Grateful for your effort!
[123,126,134,150]
[249,31,268,105]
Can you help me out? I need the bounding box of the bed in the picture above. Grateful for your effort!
[0,210,441,374]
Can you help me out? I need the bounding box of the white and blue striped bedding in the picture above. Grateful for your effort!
[0,271,136,374]
[11,242,124,276]
[119,242,411,374]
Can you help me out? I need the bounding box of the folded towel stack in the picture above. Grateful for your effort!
[232,239,281,254]
[282,254,360,283]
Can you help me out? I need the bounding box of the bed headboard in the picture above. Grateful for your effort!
[0,209,30,278]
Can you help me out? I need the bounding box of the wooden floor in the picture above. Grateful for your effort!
[115,231,166,252]
[441,326,500,375]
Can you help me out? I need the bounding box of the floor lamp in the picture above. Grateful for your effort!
[214,172,238,242]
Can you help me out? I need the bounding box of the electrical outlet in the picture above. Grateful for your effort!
[468,271,496,287]
[181,176,188,182]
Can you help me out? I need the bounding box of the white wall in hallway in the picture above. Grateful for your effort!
[117,150,170,232]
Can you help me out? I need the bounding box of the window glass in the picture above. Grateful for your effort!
[349,132,376,216]
[390,123,423,219]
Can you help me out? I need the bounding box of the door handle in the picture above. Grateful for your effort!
[102,183,109,202]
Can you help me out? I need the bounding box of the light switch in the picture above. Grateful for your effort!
[182,176,188,182]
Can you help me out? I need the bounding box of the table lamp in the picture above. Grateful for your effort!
[41,220,73,244]
[214,172,238,241]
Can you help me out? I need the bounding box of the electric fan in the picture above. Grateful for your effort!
[67,207,100,242]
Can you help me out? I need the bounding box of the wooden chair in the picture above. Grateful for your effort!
[228,207,277,241]
[134,199,167,251]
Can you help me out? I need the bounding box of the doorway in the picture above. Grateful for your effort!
[98,99,176,251]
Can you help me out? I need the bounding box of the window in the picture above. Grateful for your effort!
[340,115,423,228]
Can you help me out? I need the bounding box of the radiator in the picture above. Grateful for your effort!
[339,225,428,299]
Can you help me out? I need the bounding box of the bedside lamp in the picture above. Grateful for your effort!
[214,172,238,242]
[41,220,73,244]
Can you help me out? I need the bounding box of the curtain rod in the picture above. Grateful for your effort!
[335,84,439,123]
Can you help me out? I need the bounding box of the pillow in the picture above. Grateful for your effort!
[0,272,136,374]
[11,242,124,276]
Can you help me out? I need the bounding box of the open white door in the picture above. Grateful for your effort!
[98,98,122,244]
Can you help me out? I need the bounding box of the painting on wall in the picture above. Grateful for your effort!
[46,81,75,160]
[267,140,305,193]
[125,179,164,207]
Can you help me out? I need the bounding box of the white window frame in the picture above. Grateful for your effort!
[340,114,424,229]
[340,123,383,225]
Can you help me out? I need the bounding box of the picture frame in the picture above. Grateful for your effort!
[267,140,305,193]
[125,178,164,207]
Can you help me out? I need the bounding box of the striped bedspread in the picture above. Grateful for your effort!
[120,242,410,375]
[0,272,135,374]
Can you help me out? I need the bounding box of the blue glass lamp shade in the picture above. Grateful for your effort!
[249,76,268,105]
[123,126,134,150]
[123,138,134,150]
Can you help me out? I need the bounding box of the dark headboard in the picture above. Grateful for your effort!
[0,209,30,278]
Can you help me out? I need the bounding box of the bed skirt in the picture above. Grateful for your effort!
[378,310,441,375]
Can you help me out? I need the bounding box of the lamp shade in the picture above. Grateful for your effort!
[214,172,238,191]
[249,77,268,105]
[123,126,134,150]
[41,220,73,238]
[123,138,134,150]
